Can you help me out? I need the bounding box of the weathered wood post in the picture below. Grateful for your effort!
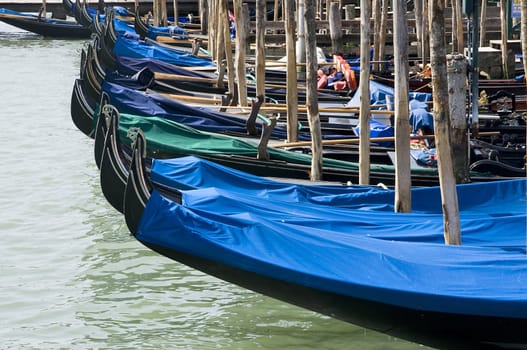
[41,0,47,18]
[214,1,226,90]
[359,0,371,185]
[344,4,355,34]
[378,0,388,72]
[159,0,167,26]
[468,0,479,136]
[256,0,266,98]
[329,1,343,54]
[479,0,487,47]
[234,1,249,106]
[451,0,464,53]
[305,0,323,180]
[500,0,511,78]
[418,0,429,69]
[393,0,411,212]
[207,0,216,60]
[451,0,458,52]
[372,0,382,72]
[297,0,307,80]
[415,0,424,64]
[430,0,461,245]
[153,0,159,26]
[274,0,281,33]
[200,0,208,35]
[424,0,430,64]
[220,0,235,100]
[285,0,299,142]
[172,0,178,25]
[447,54,470,183]
[522,0,527,86]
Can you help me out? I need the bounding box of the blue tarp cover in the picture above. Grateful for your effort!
[112,17,188,40]
[112,17,137,37]
[347,80,434,134]
[113,35,214,67]
[137,156,527,318]
[146,25,188,40]
[114,55,210,78]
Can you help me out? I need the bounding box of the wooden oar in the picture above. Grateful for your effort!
[183,66,219,71]
[154,72,221,84]
[157,92,394,114]
[157,93,225,104]
[153,70,328,91]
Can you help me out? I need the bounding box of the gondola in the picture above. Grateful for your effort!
[73,14,525,179]
[98,13,357,100]
[86,33,354,105]
[71,34,357,141]
[75,29,358,103]
[91,9,104,38]
[0,8,92,39]
[133,10,190,41]
[62,0,75,17]
[70,78,97,137]
[133,9,149,40]
[120,132,527,350]
[95,105,522,215]
[77,0,95,29]
[90,81,382,167]
[95,80,525,167]
[70,41,232,139]
[72,46,525,176]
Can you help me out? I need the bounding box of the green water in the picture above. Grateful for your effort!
[0,22,432,349]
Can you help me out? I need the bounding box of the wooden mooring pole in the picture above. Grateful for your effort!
[285,0,299,142]
[296,0,306,81]
[234,1,249,106]
[430,0,461,245]
[447,53,470,183]
[305,0,323,181]
[328,1,342,54]
[500,0,510,78]
[220,0,235,100]
[255,0,266,98]
[393,0,411,213]
[172,0,178,24]
[199,0,207,35]
[522,0,527,87]
[358,0,371,185]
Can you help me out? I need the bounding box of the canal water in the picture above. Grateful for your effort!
[0,21,431,349]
